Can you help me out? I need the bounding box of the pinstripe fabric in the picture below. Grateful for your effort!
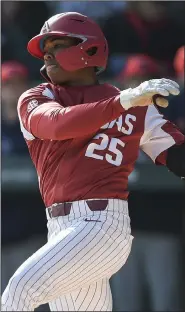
[49,279,112,311]
[1,199,133,311]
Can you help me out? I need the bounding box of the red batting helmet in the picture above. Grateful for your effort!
[27,12,108,81]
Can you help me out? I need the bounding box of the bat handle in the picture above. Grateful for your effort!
[152,94,165,105]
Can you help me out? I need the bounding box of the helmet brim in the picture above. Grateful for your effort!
[27,31,69,59]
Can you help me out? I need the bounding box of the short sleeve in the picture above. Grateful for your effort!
[139,104,184,163]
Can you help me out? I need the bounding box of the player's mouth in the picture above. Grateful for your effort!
[46,64,59,73]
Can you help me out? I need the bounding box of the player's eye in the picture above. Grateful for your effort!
[54,44,62,48]
[53,43,65,49]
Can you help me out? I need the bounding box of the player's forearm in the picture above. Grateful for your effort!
[29,96,124,140]
[166,141,185,179]
[156,139,185,179]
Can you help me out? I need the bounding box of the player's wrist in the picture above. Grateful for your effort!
[119,88,135,110]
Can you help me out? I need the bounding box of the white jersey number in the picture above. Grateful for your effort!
[85,133,125,166]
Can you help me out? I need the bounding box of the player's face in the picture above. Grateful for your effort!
[43,36,81,85]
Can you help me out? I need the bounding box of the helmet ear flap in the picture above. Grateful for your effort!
[40,65,51,82]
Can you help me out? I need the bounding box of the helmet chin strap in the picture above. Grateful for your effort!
[40,65,52,83]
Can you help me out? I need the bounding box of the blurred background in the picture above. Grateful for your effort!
[1,1,185,311]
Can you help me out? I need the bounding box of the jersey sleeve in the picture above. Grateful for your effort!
[17,85,124,141]
[17,84,58,141]
[139,104,185,165]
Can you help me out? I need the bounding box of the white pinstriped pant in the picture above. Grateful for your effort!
[1,199,133,311]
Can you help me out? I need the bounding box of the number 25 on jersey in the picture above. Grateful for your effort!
[85,133,125,167]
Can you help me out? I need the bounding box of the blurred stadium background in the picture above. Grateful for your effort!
[1,1,185,311]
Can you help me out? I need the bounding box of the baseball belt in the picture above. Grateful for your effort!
[47,199,109,218]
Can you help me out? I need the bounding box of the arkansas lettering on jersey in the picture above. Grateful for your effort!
[17,83,184,207]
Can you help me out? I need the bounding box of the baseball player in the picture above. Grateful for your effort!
[2,12,185,312]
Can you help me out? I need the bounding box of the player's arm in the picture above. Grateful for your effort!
[18,86,125,141]
[18,79,179,141]
[166,142,185,178]
[139,104,185,179]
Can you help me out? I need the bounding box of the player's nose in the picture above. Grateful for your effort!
[44,53,55,62]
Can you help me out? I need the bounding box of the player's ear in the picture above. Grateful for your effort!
[40,65,51,83]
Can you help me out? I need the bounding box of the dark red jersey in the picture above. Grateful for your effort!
[17,83,184,207]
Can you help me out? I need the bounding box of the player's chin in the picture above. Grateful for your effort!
[48,71,67,85]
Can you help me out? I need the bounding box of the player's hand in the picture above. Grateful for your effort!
[119,78,180,110]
